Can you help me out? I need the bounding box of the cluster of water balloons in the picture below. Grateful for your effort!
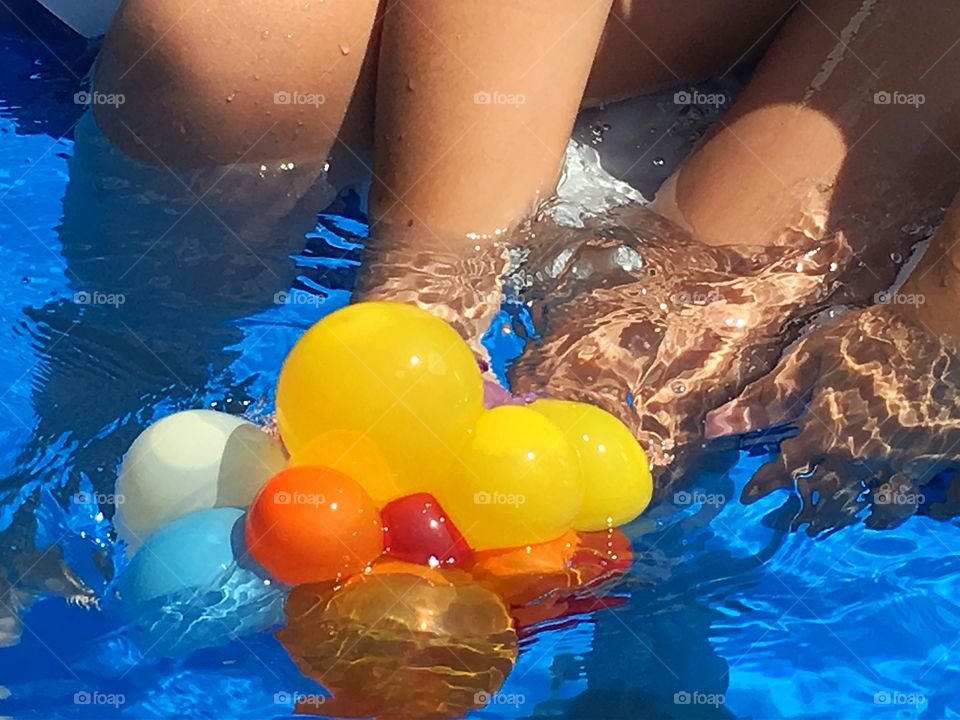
[112,302,652,713]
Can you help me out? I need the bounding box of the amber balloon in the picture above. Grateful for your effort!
[278,569,517,719]
[289,429,401,506]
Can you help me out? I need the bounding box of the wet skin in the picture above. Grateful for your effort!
[708,191,960,533]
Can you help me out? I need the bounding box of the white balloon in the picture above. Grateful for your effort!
[115,410,286,552]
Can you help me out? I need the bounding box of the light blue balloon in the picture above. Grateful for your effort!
[119,507,245,602]
[117,507,285,656]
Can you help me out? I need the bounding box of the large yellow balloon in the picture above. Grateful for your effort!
[276,302,483,503]
[439,406,583,550]
[530,399,652,530]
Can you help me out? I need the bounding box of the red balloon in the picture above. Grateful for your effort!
[381,493,474,568]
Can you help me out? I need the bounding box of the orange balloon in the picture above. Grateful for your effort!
[245,466,382,584]
[471,530,581,606]
[572,527,634,582]
[471,529,633,613]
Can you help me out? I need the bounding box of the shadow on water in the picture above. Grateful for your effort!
[0,102,351,620]
[515,452,778,720]
[0,0,96,138]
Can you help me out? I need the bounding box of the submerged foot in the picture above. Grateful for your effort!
[353,240,511,359]
[0,538,99,647]
[707,305,960,532]
[507,205,854,493]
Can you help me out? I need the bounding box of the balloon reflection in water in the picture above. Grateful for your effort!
[277,567,517,718]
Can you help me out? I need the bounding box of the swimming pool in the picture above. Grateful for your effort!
[1,11,958,720]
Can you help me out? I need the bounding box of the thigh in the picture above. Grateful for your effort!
[652,0,960,298]
[93,0,381,167]
[585,0,798,104]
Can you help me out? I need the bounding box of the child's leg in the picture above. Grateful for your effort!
[901,190,960,340]
[360,0,614,347]
[585,0,798,104]
[369,0,613,248]
[653,0,960,299]
[93,0,381,167]
[368,0,801,248]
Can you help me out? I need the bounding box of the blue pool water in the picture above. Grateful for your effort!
[1,11,959,719]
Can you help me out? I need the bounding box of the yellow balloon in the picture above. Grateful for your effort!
[530,399,652,531]
[276,302,483,503]
[439,406,583,550]
[289,429,401,506]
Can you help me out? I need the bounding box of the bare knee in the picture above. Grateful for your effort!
[93,0,380,167]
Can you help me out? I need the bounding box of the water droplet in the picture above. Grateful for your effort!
[671,382,686,394]
[613,245,643,272]
[261,29,270,39]
[225,91,236,103]
[890,252,903,263]
[652,157,665,166]
[339,43,351,55]
[406,77,416,91]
